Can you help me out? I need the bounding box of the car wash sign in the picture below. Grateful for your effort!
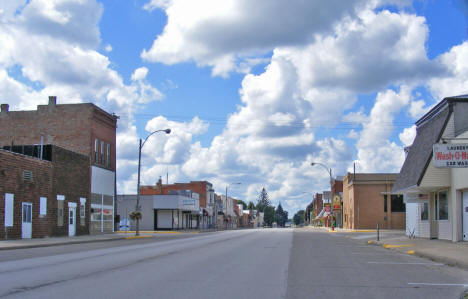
[433,143,468,168]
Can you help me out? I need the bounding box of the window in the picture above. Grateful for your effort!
[106,144,111,168]
[57,195,65,226]
[384,195,387,212]
[100,141,105,164]
[40,197,47,216]
[436,191,448,220]
[80,198,86,226]
[391,195,405,212]
[420,202,429,221]
[94,139,99,163]
[4,193,14,227]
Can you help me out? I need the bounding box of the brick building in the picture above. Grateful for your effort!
[0,96,118,234]
[0,145,89,239]
[343,173,405,229]
[140,179,215,229]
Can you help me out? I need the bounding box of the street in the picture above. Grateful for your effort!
[0,229,467,299]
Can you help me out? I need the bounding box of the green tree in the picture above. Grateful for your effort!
[293,210,305,225]
[275,203,287,227]
[256,187,271,212]
[236,200,247,210]
[247,201,255,210]
[263,205,275,226]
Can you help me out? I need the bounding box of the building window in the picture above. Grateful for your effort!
[57,195,65,226]
[384,195,387,212]
[391,195,405,212]
[106,144,111,168]
[420,202,428,221]
[4,193,14,227]
[435,191,448,220]
[94,139,99,163]
[100,141,105,164]
[40,197,47,216]
[80,198,86,226]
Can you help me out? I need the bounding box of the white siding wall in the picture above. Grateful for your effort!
[419,220,430,238]
[420,159,450,188]
[438,221,452,240]
[406,203,419,236]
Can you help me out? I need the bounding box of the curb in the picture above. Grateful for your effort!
[367,240,468,271]
[0,236,127,251]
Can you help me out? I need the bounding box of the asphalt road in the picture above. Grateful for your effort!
[0,228,467,299]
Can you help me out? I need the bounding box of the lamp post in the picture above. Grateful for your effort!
[135,128,171,236]
[311,162,333,228]
[225,182,241,230]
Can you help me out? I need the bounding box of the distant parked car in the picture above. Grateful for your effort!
[119,218,131,231]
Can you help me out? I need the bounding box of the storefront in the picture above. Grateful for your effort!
[393,95,468,242]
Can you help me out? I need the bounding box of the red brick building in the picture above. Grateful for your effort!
[0,145,90,239]
[140,179,215,229]
[0,96,118,234]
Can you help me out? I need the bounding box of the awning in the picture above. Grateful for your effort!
[314,209,325,220]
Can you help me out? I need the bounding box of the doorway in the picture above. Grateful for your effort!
[22,202,32,239]
[429,194,438,239]
[463,192,468,241]
[69,207,76,237]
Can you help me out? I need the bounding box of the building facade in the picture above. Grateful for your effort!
[0,145,90,239]
[0,97,118,234]
[140,179,215,229]
[393,95,468,242]
[343,173,405,230]
[117,193,200,231]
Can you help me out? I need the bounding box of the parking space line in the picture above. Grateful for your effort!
[408,283,468,287]
[368,261,443,266]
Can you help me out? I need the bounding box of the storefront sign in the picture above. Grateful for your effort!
[433,143,468,168]
[324,203,331,213]
[332,195,341,210]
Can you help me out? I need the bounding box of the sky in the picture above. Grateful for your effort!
[1,0,468,216]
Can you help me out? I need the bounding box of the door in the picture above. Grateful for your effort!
[463,192,468,241]
[69,207,76,237]
[430,194,438,239]
[22,203,32,239]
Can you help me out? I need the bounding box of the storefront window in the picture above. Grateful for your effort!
[420,202,428,221]
[390,195,405,212]
[437,191,448,220]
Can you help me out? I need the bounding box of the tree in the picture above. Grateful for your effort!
[275,203,287,227]
[293,210,305,225]
[236,200,247,210]
[263,205,275,226]
[256,187,271,212]
[247,201,255,210]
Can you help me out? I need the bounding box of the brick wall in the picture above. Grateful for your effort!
[0,150,52,239]
[0,145,90,239]
[51,146,90,236]
[141,180,211,208]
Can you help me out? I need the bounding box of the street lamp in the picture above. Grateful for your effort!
[135,128,171,236]
[311,162,333,227]
[224,182,241,230]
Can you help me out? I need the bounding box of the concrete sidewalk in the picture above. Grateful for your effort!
[365,231,468,270]
[0,233,127,250]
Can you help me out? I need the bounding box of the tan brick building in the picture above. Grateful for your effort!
[343,173,405,229]
[0,96,118,234]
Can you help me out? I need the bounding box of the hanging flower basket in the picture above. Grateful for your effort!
[129,211,142,220]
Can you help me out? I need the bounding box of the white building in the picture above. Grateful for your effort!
[393,95,468,242]
[117,192,200,230]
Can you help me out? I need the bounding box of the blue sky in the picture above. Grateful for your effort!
[1,0,468,215]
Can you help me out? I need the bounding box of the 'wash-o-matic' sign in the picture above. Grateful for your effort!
[433,143,468,168]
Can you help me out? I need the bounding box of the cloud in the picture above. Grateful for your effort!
[141,0,367,76]
[399,125,416,147]
[131,67,149,81]
[354,87,411,172]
